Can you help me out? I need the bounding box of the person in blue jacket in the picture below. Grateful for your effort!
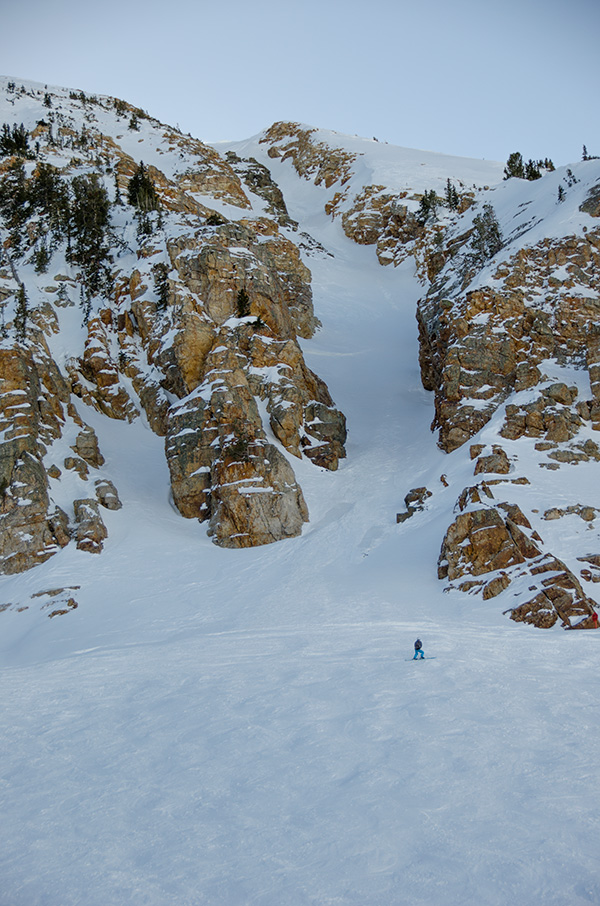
[413,638,424,659]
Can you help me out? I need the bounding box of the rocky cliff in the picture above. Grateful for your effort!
[410,163,600,627]
[0,81,346,572]
[2,80,599,631]
[255,121,600,628]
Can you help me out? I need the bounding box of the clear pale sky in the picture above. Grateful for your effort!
[2,0,599,166]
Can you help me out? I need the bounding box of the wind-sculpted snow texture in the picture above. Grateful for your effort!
[3,78,600,906]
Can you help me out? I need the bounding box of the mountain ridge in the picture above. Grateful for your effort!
[0,75,599,630]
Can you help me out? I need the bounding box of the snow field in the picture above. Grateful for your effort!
[2,624,600,905]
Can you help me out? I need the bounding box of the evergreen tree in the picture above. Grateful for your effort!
[68,173,112,297]
[30,163,70,241]
[566,168,578,187]
[152,262,170,309]
[557,185,566,203]
[418,189,439,223]
[56,281,70,306]
[445,178,460,211]
[471,203,503,263]
[0,159,29,255]
[80,284,92,324]
[33,241,50,274]
[0,123,31,157]
[14,284,28,342]
[524,159,541,180]
[127,162,159,212]
[583,145,589,161]
[113,172,122,206]
[503,151,525,179]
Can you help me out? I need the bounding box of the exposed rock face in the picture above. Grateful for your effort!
[473,445,511,475]
[225,152,298,229]
[165,315,345,547]
[397,487,432,523]
[579,181,600,217]
[67,314,140,422]
[506,556,597,629]
[146,218,346,547]
[73,427,105,468]
[438,482,597,628]
[73,498,108,553]
[0,91,348,564]
[0,279,123,573]
[0,342,71,573]
[417,230,600,452]
[500,384,583,443]
[438,498,541,582]
[260,122,356,189]
[94,478,122,510]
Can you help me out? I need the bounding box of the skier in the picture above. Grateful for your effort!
[413,638,424,659]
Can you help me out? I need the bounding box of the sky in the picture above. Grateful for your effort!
[1,0,599,166]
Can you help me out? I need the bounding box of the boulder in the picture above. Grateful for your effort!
[397,487,432,523]
[73,498,108,554]
[72,426,105,468]
[474,445,511,475]
[95,479,122,510]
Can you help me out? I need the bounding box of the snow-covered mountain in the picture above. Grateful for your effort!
[2,77,600,906]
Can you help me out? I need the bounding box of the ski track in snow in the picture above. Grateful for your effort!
[2,111,600,904]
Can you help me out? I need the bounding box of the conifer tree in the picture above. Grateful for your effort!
[152,262,170,309]
[14,285,28,342]
[504,152,525,180]
[445,178,459,211]
[524,159,541,180]
[0,159,29,255]
[113,172,122,206]
[56,281,70,306]
[0,123,31,157]
[33,241,50,274]
[69,173,112,297]
[418,189,439,223]
[127,162,159,212]
[471,203,503,263]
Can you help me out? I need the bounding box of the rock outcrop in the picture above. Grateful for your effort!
[438,484,597,628]
[0,85,347,566]
[417,229,600,452]
[0,331,122,573]
[0,341,70,573]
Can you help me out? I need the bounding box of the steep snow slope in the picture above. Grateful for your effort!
[2,94,600,905]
